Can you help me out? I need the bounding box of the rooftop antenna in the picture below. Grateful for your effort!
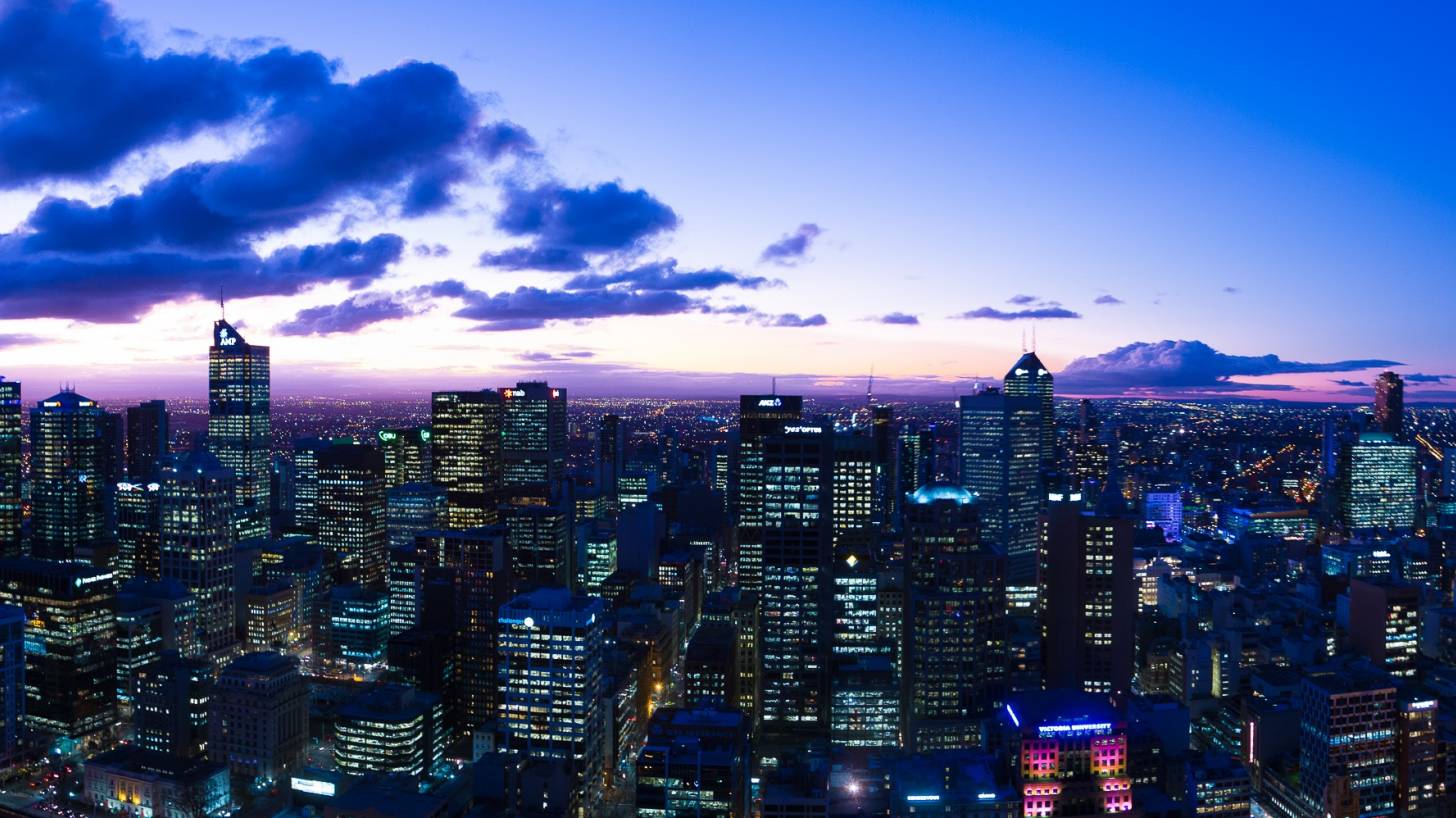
[1021,329,1027,354]
[867,364,875,408]
[219,285,226,321]
[1031,324,1037,353]
[772,376,777,396]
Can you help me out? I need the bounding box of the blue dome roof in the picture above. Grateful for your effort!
[909,484,976,505]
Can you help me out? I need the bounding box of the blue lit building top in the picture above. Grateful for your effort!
[908,484,977,506]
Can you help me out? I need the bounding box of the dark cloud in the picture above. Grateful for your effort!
[0,0,332,185]
[562,259,773,292]
[956,306,1081,320]
[1330,379,1365,388]
[758,223,822,266]
[0,233,403,322]
[1094,294,1124,305]
[1007,294,1038,305]
[1404,372,1451,383]
[1059,339,1400,395]
[876,312,920,325]
[482,181,679,271]
[276,291,419,336]
[1223,286,1240,294]
[426,280,699,332]
[478,120,539,162]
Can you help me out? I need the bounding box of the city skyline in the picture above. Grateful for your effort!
[4,1,1456,401]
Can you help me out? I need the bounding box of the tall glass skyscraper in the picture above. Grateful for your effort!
[430,390,503,528]
[124,399,168,480]
[159,449,238,671]
[1003,351,1055,473]
[734,394,802,592]
[0,379,19,558]
[208,319,271,540]
[1338,432,1417,533]
[30,390,116,562]
[499,381,567,498]
[958,388,1041,585]
[317,445,388,589]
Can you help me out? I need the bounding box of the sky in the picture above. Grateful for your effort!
[1,0,1454,400]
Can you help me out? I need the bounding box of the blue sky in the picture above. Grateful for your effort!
[1,1,1453,398]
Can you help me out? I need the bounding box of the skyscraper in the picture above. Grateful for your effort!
[208,319,271,540]
[210,651,309,786]
[958,388,1041,585]
[499,381,567,498]
[903,484,1007,751]
[1374,370,1404,439]
[317,445,388,588]
[758,423,832,740]
[30,389,115,562]
[598,413,624,513]
[159,449,238,670]
[634,707,750,818]
[1298,668,1396,816]
[1003,350,1055,473]
[378,427,432,488]
[134,651,212,759]
[0,379,19,558]
[497,588,608,812]
[734,394,802,591]
[0,605,22,767]
[0,558,117,750]
[115,479,162,582]
[431,390,503,528]
[125,400,169,479]
[1038,495,1135,696]
[1338,432,1417,533]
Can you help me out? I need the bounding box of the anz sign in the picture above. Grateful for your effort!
[756,397,782,408]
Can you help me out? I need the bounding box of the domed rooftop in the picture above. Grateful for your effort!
[909,483,976,505]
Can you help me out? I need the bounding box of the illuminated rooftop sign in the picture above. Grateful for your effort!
[757,397,782,408]
[1037,721,1112,738]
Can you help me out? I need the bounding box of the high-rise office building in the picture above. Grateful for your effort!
[598,414,624,512]
[207,319,271,540]
[209,651,308,787]
[419,526,511,733]
[30,389,115,562]
[1142,489,1183,543]
[1396,694,1438,818]
[634,707,751,818]
[115,478,162,582]
[0,558,117,749]
[1298,668,1396,816]
[134,652,212,759]
[159,449,238,670]
[758,423,832,739]
[1338,432,1417,533]
[503,503,571,591]
[1003,350,1055,473]
[903,484,1006,751]
[0,379,20,558]
[387,482,448,550]
[378,427,432,488]
[1039,495,1135,696]
[334,685,445,779]
[734,394,803,592]
[125,400,169,479]
[958,388,1041,584]
[290,436,351,534]
[0,605,23,767]
[497,588,608,811]
[1374,371,1404,439]
[431,390,503,528]
[317,445,388,588]
[1348,579,1420,678]
[499,382,567,497]
[321,584,391,666]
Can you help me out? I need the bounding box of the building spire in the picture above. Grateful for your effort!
[219,285,226,321]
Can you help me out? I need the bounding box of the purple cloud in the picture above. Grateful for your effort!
[0,333,43,349]
[1007,294,1038,305]
[956,306,1081,320]
[1094,294,1124,305]
[759,223,822,266]
[427,280,699,332]
[0,233,404,322]
[562,259,773,292]
[276,291,420,336]
[481,181,679,272]
[876,312,920,325]
[763,312,827,328]
[1060,339,1399,395]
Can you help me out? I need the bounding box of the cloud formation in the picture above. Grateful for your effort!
[876,312,920,325]
[762,312,827,328]
[1059,339,1399,394]
[480,181,679,272]
[562,259,773,292]
[1094,294,1124,305]
[759,223,822,266]
[276,291,421,336]
[0,233,405,322]
[957,306,1081,320]
[427,280,699,332]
